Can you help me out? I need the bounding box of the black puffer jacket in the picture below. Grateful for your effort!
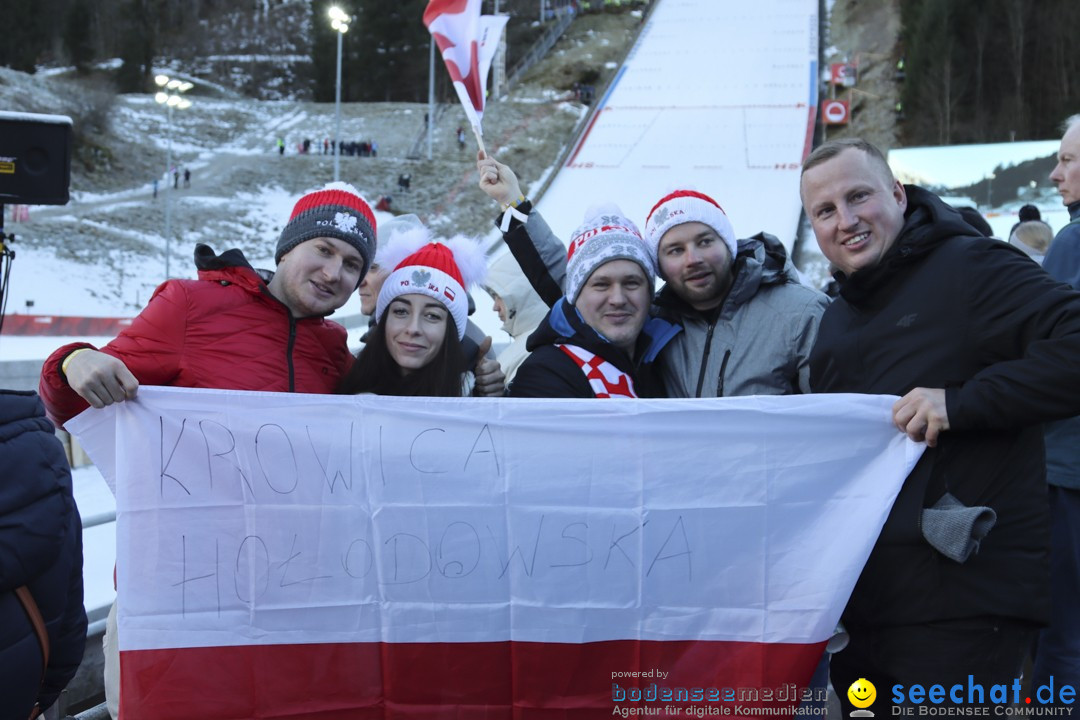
[810,185,1080,629]
[0,390,86,718]
[508,298,679,398]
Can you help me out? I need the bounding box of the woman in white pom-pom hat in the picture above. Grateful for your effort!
[337,228,492,397]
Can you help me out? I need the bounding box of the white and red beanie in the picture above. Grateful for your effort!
[375,234,487,340]
[644,190,737,265]
[276,182,378,279]
[565,204,656,304]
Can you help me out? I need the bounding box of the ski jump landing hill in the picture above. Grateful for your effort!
[535,0,819,252]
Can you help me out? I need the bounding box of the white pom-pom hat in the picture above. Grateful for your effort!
[375,233,487,340]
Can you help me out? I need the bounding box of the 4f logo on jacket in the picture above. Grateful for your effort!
[896,313,918,328]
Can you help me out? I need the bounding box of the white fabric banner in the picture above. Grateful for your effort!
[67,388,922,653]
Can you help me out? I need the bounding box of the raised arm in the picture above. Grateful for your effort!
[477,151,567,307]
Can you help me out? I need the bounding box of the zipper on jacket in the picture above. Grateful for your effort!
[286,318,297,392]
[694,323,716,398]
[716,349,731,398]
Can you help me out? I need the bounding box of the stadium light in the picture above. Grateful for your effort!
[329,6,350,181]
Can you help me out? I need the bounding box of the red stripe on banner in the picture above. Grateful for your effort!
[0,314,133,336]
[120,640,826,719]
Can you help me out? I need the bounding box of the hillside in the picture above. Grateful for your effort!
[1,9,646,318]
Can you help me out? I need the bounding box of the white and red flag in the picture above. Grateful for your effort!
[69,388,922,719]
[424,0,508,138]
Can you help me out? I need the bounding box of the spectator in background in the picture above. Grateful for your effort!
[1,389,87,720]
[1009,220,1053,264]
[483,251,549,384]
[1033,114,1080,700]
[183,167,191,188]
[1009,203,1044,238]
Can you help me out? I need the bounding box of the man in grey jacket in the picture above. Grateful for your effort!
[1033,113,1080,696]
[477,153,828,397]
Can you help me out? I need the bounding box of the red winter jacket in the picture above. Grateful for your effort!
[39,246,354,428]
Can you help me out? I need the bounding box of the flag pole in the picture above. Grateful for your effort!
[471,124,486,156]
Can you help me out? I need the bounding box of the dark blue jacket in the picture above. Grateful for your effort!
[1042,201,1080,490]
[0,390,86,718]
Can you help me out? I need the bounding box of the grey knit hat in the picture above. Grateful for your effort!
[564,203,655,304]
[275,182,378,281]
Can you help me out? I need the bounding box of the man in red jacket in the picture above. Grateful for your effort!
[39,182,377,428]
[38,181,378,718]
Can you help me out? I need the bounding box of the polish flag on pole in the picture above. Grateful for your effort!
[68,389,922,719]
[424,0,508,150]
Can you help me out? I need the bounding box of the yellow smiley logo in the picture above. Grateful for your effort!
[847,678,877,709]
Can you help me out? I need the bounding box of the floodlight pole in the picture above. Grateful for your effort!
[427,39,435,160]
[163,102,173,279]
[334,28,344,182]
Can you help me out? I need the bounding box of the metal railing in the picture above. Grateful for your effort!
[68,703,111,720]
[405,103,448,160]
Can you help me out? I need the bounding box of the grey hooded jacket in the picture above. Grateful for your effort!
[499,205,828,398]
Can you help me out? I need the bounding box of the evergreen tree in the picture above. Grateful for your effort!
[64,0,97,74]
[1,0,68,72]
[311,2,344,102]
[116,0,155,93]
[901,0,1080,144]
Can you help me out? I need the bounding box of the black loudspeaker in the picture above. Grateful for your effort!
[0,111,73,206]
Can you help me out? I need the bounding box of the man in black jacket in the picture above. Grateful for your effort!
[800,138,1080,712]
[508,204,679,398]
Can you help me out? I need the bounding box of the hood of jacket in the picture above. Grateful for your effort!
[526,298,680,375]
[653,231,801,320]
[484,251,549,339]
[194,243,273,294]
[836,185,979,309]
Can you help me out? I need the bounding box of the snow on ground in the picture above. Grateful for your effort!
[890,141,1060,188]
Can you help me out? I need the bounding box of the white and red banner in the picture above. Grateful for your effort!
[68,388,923,719]
[424,0,508,133]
